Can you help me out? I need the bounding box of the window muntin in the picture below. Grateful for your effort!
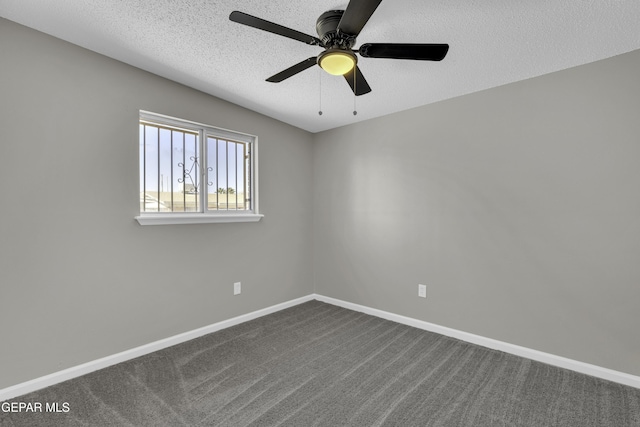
[137,111,259,223]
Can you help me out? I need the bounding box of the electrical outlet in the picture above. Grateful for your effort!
[418,284,427,298]
[234,282,241,295]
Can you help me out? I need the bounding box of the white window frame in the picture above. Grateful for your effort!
[135,111,263,225]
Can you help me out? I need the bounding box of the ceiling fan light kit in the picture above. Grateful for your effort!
[229,0,449,97]
[317,49,357,76]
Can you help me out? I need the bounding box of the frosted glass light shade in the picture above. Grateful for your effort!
[318,50,357,76]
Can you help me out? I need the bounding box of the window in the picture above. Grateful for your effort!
[135,111,262,225]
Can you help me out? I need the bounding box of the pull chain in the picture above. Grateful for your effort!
[318,69,360,117]
[353,70,357,116]
[318,70,323,116]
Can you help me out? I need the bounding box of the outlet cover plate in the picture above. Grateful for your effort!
[234,282,241,295]
[418,284,427,298]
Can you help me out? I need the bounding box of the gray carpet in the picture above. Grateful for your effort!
[2,300,639,426]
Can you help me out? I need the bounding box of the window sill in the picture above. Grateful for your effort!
[135,213,264,226]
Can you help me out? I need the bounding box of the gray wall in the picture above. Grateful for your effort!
[0,18,314,389]
[313,49,640,377]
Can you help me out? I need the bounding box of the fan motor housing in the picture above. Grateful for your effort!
[316,10,355,49]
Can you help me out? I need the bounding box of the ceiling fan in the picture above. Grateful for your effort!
[229,0,449,96]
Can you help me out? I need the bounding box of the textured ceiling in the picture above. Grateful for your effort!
[2,0,640,133]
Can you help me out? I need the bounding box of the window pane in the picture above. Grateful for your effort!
[206,138,249,211]
[139,122,199,212]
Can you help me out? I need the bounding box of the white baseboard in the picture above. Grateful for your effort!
[2,292,638,402]
[0,295,315,402]
[313,294,640,390]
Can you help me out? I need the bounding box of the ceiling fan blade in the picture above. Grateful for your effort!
[359,43,449,61]
[230,11,322,46]
[344,66,372,96]
[266,57,318,83]
[337,0,383,37]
